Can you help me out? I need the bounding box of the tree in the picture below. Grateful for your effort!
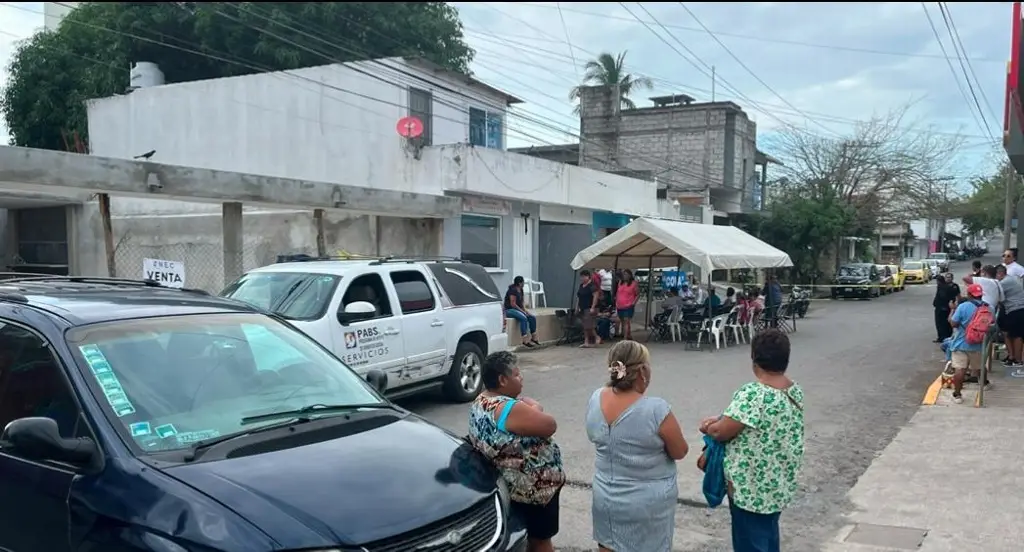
[768,105,964,225]
[958,164,1022,235]
[763,105,964,269]
[744,189,855,282]
[2,2,474,150]
[568,51,653,114]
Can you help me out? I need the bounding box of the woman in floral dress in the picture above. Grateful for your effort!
[699,329,804,552]
[468,351,565,552]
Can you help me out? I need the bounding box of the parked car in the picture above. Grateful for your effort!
[832,263,882,299]
[902,260,929,284]
[875,264,895,294]
[887,264,906,291]
[927,252,950,273]
[923,259,941,280]
[0,276,526,552]
[222,257,509,402]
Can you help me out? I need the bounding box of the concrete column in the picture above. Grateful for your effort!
[440,216,461,259]
[222,202,243,287]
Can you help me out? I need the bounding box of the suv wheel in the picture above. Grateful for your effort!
[444,341,484,402]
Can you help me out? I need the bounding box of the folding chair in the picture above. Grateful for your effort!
[555,310,583,345]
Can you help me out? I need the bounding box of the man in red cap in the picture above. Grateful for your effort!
[947,283,989,404]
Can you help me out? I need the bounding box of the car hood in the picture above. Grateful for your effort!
[836,275,870,283]
[162,415,498,549]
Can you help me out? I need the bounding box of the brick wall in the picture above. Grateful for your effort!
[578,85,758,211]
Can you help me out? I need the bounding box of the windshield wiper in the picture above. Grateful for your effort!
[183,418,303,462]
[239,403,398,425]
[269,277,315,313]
[181,403,400,462]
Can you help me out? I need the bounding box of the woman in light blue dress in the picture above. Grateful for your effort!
[585,341,689,552]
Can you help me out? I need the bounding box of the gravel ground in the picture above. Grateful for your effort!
[400,271,949,551]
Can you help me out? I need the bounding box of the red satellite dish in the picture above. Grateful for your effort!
[396,116,424,138]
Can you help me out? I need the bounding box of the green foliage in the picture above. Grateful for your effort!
[568,51,653,114]
[746,192,854,282]
[959,163,1023,235]
[2,2,474,149]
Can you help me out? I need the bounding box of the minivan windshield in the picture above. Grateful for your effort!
[66,313,382,453]
[838,265,869,277]
[221,271,340,320]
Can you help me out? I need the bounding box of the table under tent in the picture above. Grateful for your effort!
[566,217,794,349]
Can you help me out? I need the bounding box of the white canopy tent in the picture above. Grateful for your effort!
[570,217,793,276]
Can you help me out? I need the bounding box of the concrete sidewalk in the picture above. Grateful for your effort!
[824,404,1024,551]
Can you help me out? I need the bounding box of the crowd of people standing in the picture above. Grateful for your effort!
[466,330,805,552]
[936,248,1024,404]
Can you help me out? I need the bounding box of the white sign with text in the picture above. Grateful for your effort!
[143,258,186,288]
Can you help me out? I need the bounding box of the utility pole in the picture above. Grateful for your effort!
[1004,162,1016,252]
[711,66,716,102]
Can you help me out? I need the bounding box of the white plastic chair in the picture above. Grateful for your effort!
[666,306,683,342]
[523,278,547,308]
[697,313,730,350]
[725,306,745,344]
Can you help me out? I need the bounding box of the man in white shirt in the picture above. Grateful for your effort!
[1002,248,1024,280]
[974,265,1003,308]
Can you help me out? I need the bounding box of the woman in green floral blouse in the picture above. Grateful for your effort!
[699,329,804,552]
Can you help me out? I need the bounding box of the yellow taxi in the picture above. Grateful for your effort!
[902,260,928,284]
[888,264,906,291]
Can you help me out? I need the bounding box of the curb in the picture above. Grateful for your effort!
[921,375,943,406]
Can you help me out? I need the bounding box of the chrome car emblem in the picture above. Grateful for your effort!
[418,520,479,549]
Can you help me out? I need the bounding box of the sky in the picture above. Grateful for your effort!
[0,2,1016,187]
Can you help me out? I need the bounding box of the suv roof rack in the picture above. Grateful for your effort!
[275,254,465,266]
[0,275,210,295]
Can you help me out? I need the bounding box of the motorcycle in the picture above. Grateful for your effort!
[790,286,811,318]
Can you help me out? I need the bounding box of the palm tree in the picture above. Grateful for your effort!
[569,51,654,115]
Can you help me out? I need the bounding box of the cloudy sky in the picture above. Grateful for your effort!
[0,2,1016,182]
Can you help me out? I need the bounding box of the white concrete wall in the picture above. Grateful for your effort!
[448,145,660,217]
[87,59,508,194]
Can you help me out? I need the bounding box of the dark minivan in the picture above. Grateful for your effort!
[0,276,524,551]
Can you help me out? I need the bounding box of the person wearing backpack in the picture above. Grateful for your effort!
[948,284,991,404]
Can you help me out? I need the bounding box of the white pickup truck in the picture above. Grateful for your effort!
[221,257,508,401]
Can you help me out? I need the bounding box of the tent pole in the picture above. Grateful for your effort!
[613,257,620,338]
[644,256,654,331]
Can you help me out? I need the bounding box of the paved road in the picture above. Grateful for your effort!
[401,268,955,551]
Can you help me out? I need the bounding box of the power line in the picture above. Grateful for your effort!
[462,29,999,143]
[554,2,580,82]
[618,2,840,139]
[937,2,1001,131]
[673,2,838,138]
[512,2,1007,64]
[919,2,991,141]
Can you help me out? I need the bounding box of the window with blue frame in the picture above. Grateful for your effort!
[468,107,504,149]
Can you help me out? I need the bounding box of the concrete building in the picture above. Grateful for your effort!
[85,57,664,295]
[574,88,779,215]
[43,2,78,30]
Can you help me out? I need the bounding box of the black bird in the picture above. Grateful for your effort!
[134,149,156,160]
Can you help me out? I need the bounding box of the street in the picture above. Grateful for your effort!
[400,271,953,551]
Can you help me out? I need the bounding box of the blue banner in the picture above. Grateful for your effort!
[661,271,687,290]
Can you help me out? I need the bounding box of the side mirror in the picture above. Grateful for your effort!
[337,301,376,326]
[366,369,388,394]
[2,417,101,472]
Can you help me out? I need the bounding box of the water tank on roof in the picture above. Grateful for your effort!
[129,62,165,90]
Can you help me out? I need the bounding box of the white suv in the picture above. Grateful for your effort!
[222,258,508,401]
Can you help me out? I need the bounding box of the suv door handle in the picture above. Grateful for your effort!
[383,328,400,336]
[430,319,444,327]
